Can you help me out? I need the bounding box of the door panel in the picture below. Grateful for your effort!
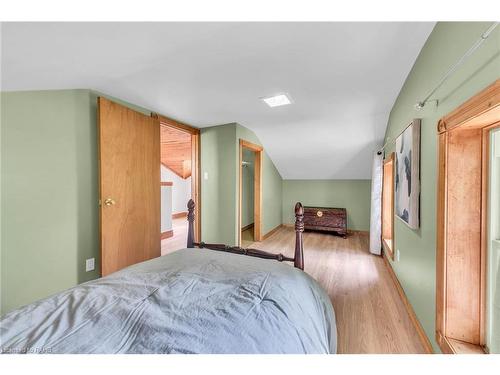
[98,97,160,276]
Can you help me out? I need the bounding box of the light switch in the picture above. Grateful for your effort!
[396,249,400,262]
[204,172,209,180]
[86,258,95,272]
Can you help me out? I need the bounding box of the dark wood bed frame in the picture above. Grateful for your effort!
[186,199,305,270]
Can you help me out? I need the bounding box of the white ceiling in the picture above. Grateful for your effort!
[1,22,434,179]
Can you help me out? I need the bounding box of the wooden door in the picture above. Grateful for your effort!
[98,97,160,276]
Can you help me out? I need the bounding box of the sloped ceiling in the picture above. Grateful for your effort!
[160,125,192,179]
[0,22,434,179]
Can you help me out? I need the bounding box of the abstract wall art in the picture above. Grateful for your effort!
[395,119,421,229]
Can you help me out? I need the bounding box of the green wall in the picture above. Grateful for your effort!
[1,89,286,314]
[1,90,100,314]
[0,89,154,315]
[0,90,284,313]
[236,124,283,237]
[383,22,500,352]
[200,123,283,246]
[262,148,284,235]
[282,180,371,231]
[200,124,238,244]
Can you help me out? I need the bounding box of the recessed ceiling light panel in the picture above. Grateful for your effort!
[261,94,292,107]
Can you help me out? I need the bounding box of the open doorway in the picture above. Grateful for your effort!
[241,149,255,247]
[238,139,263,247]
[154,114,200,255]
[382,152,395,260]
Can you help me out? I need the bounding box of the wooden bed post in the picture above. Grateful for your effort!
[294,202,304,270]
[185,199,305,270]
[187,199,195,248]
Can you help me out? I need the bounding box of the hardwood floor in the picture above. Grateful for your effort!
[249,226,427,354]
[241,226,254,247]
[160,223,426,353]
[161,217,188,255]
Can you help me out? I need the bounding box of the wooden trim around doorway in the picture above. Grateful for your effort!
[153,113,201,135]
[438,79,500,134]
[239,139,263,246]
[152,113,201,243]
[382,153,395,260]
[436,79,500,354]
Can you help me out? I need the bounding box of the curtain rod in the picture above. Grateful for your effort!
[378,119,416,154]
[377,22,499,155]
[415,22,498,110]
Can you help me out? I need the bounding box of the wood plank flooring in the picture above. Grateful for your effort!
[161,217,188,255]
[161,224,427,353]
[248,226,427,354]
[241,227,255,247]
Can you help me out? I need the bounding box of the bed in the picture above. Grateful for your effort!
[0,202,336,354]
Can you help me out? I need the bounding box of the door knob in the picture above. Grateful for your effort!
[104,198,116,206]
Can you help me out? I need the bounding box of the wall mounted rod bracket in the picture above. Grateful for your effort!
[415,22,498,110]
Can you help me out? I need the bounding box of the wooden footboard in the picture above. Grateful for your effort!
[186,199,305,270]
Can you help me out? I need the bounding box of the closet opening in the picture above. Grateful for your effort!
[382,152,395,260]
[238,139,263,247]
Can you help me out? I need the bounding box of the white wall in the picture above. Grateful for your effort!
[161,185,173,232]
[488,129,500,353]
[161,165,192,214]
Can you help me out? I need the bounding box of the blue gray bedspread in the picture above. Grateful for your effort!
[0,248,336,354]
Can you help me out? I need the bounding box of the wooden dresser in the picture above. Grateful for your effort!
[303,206,347,238]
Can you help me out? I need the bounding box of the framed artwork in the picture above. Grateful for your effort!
[395,119,421,229]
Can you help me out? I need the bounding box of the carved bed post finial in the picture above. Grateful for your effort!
[187,199,195,248]
[294,202,304,270]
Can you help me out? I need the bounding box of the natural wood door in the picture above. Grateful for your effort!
[98,97,160,276]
